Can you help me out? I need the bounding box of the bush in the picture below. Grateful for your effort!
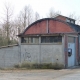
[14,64,20,68]
[52,63,64,70]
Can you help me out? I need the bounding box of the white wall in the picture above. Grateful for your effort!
[21,44,64,65]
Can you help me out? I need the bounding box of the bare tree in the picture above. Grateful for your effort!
[26,6,33,26]
[47,8,61,18]
[16,5,33,33]
[34,12,40,21]
[68,13,80,25]
[2,2,14,45]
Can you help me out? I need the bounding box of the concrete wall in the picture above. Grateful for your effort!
[0,46,20,68]
[0,44,64,68]
[21,44,64,65]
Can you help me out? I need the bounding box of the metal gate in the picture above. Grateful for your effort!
[68,43,75,67]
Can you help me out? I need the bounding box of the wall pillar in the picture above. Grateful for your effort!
[18,37,22,63]
[64,35,68,68]
[39,36,41,64]
[75,37,79,65]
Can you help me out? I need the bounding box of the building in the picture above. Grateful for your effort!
[18,15,80,68]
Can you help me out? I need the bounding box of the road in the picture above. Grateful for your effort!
[0,68,80,80]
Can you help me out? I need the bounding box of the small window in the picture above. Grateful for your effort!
[71,21,74,24]
[66,19,70,22]
[68,37,75,43]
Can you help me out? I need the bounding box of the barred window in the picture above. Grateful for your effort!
[29,37,33,43]
[41,36,62,43]
[21,37,39,44]
[21,36,62,44]
[21,37,26,43]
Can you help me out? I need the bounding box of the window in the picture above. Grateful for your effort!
[24,37,28,43]
[66,19,70,23]
[21,37,39,44]
[34,37,39,43]
[21,37,26,43]
[71,21,74,24]
[41,36,62,43]
[21,36,62,44]
[66,18,75,24]
[68,37,75,43]
[29,37,33,43]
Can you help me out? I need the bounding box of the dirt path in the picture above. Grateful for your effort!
[0,69,79,80]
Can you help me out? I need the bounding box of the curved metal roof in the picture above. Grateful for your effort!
[18,18,79,37]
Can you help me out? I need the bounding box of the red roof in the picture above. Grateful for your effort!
[22,18,75,35]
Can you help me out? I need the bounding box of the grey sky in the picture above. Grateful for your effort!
[0,0,80,18]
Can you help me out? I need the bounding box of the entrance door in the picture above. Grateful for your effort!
[68,43,75,67]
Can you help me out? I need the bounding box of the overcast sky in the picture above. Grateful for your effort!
[0,0,80,18]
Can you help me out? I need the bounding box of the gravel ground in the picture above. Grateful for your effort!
[0,68,79,80]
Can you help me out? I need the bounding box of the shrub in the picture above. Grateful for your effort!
[14,62,64,69]
[20,62,31,68]
[52,63,64,69]
[14,64,20,68]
